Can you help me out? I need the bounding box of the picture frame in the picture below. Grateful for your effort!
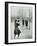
[5,2,36,44]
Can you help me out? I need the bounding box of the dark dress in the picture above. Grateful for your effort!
[14,27,21,37]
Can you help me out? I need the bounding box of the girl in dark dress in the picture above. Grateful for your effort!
[14,20,21,39]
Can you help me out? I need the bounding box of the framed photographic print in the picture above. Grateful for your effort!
[5,2,36,44]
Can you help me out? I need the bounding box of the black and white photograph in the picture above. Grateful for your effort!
[11,6,32,39]
[5,2,36,44]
